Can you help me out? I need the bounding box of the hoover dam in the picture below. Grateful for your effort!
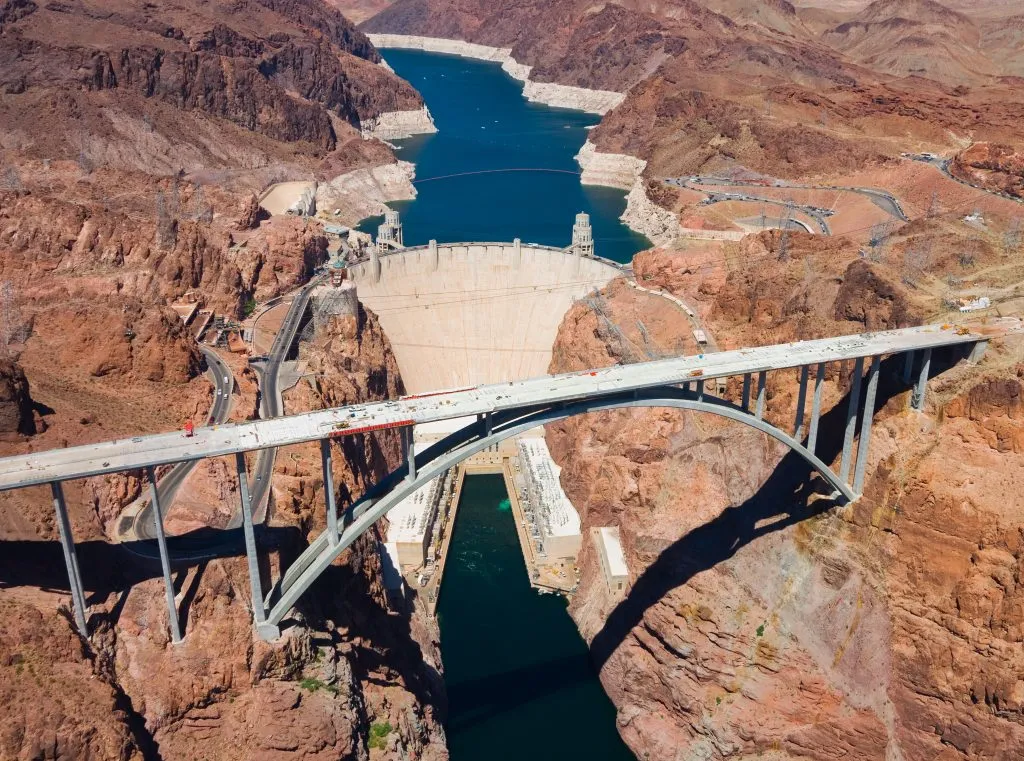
[347,240,622,391]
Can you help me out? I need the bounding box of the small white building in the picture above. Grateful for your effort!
[595,526,629,595]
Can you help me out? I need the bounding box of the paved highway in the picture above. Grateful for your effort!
[130,346,234,541]
[905,154,1024,206]
[1,321,1011,491]
[243,278,320,524]
[668,176,909,223]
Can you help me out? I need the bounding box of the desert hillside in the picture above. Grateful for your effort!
[0,1,448,758]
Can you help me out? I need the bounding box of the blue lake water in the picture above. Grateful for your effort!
[357,48,650,263]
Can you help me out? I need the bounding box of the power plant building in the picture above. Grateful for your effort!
[516,438,581,561]
[383,468,445,569]
[595,526,628,595]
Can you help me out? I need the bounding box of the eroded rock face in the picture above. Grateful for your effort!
[950,142,1024,200]
[548,250,1024,759]
[0,358,34,436]
[0,599,143,761]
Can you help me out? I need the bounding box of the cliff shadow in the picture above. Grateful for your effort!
[588,348,966,670]
[278,541,447,722]
[0,524,303,624]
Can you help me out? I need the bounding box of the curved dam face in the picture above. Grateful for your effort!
[347,243,622,392]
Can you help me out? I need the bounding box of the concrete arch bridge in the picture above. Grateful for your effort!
[0,322,1004,642]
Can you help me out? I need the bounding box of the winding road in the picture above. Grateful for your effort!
[123,278,319,556]
[131,346,234,541]
[243,278,320,525]
[667,175,909,224]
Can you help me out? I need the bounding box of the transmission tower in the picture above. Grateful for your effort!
[777,199,794,262]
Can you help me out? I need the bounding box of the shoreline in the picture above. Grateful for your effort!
[367,34,625,115]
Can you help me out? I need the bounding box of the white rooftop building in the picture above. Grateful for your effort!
[517,437,582,561]
[383,450,444,569]
[595,526,628,595]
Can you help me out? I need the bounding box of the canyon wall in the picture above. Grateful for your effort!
[547,239,1024,759]
[0,2,451,758]
[365,34,625,114]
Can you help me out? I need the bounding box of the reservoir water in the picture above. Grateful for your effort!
[359,48,650,263]
[369,49,638,760]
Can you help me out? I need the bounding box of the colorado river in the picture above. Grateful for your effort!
[359,48,649,262]
[438,476,634,761]
[369,49,639,760]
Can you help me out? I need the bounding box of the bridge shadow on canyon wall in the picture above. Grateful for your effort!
[0,523,447,719]
[587,348,964,671]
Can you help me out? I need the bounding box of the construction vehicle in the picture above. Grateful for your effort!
[184,420,195,437]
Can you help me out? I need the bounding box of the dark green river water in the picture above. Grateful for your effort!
[366,48,638,760]
[437,476,633,761]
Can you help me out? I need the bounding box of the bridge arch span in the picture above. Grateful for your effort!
[266,387,854,630]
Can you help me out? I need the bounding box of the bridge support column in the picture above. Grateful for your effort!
[235,453,276,640]
[794,365,809,439]
[483,412,493,437]
[853,357,880,494]
[402,426,416,482]
[968,340,988,364]
[808,363,825,455]
[146,466,183,644]
[742,373,751,411]
[320,439,339,546]
[755,370,767,420]
[695,379,704,401]
[902,350,915,385]
[50,482,89,639]
[839,357,864,483]
[912,348,932,411]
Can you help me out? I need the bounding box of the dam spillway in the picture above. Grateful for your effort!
[347,242,622,392]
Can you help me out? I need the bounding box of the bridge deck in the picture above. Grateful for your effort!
[0,323,997,491]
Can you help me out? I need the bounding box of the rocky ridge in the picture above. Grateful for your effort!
[546,233,1024,759]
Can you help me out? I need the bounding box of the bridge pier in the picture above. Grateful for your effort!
[912,348,932,411]
[146,466,183,644]
[402,426,416,482]
[50,482,89,639]
[741,373,751,411]
[235,453,277,640]
[808,363,825,455]
[794,365,809,439]
[755,370,767,420]
[839,357,864,483]
[902,350,915,385]
[321,439,339,546]
[853,357,880,494]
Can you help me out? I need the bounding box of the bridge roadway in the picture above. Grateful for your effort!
[0,323,988,491]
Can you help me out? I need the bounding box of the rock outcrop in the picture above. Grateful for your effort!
[547,237,1024,759]
[0,358,34,437]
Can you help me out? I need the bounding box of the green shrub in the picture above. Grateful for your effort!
[368,721,392,750]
